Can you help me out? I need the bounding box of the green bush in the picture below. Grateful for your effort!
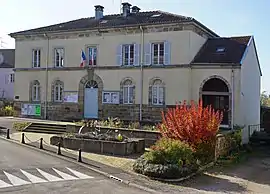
[13,122,31,131]
[142,125,157,131]
[128,122,140,129]
[194,140,216,165]
[99,117,124,128]
[133,155,197,179]
[0,105,15,116]
[144,138,195,167]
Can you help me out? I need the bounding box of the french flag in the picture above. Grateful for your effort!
[80,50,87,67]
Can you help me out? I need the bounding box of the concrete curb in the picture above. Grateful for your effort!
[0,135,159,193]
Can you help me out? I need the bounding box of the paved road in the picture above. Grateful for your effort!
[0,138,150,194]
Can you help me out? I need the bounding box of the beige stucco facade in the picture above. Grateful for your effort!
[15,30,206,69]
[12,22,261,136]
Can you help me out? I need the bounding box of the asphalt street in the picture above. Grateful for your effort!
[0,138,150,194]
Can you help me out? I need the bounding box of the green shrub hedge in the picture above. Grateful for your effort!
[133,138,199,179]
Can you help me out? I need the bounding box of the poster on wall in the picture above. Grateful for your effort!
[63,91,78,103]
[21,104,41,116]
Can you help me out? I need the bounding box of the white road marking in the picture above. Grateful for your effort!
[3,171,31,186]
[0,180,12,189]
[20,170,47,184]
[66,167,94,179]
[52,168,78,180]
[0,168,95,189]
[36,168,63,182]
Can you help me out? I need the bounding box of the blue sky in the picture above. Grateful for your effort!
[1,0,269,92]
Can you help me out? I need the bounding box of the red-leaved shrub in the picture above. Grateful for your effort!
[158,99,223,148]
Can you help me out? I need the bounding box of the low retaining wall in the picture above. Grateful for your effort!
[79,126,161,148]
[50,136,145,156]
[214,131,237,161]
[76,125,236,160]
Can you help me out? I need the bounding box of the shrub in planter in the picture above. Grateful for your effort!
[133,138,198,179]
[158,99,223,164]
[158,99,223,148]
[145,138,195,166]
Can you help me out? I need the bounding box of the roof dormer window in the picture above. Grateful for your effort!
[216,47,225,52]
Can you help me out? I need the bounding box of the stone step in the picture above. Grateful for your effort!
[30,123,67,129]
[24,123,67,134]
[24,129,65,135]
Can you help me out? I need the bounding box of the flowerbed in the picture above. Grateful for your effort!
[50,133,145,156]
[133,99,225,179]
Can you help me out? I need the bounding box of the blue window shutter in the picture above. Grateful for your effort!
[144,43,151,65]
[116,44,123,66]
[134,44,140,66]
[164,41,171,65]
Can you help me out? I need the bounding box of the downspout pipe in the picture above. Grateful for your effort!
[44,33,49,119]
[231,69,234,129]
[139,26,144,123]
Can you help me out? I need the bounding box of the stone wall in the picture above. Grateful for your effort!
[14,101,175,122]
[50,136,145,156]
[214,132,234,161]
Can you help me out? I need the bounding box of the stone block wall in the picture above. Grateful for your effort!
[14,101,175,122]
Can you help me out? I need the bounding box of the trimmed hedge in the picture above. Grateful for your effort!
[133,155,198,179]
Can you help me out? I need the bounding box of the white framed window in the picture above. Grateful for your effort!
[32,49,41,68]
[152,42,164,65]
[54,83,63,102]
[32,82,40,101]
[123,79,134,104]
[152,79,164,105]
[30,80,40,101]
[87,47,97,66]
[9,73,14,83]
[122,44,134,66]
[54,48,64,67]
[102,91,119,104]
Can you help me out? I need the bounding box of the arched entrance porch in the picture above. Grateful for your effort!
[200,76,231,126]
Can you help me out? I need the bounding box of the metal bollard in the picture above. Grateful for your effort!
[21,133,25,144]
[40,138,43,149]
[57,142,61,155]
[6,129,10,139]
[78,149,82,162]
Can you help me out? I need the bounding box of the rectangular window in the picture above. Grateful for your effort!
[54,48,64,67]
[9,73,14,83]
[32,49,41,68]
[32,85,40,101]
[87,47,97,66]
[152,43,164,65]
[123,86,134,104]
[122,44,134,66]
[54,85,63,102]
[102,92,119,104]
[152,86,164,105]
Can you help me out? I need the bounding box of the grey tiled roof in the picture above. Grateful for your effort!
[0,49,15,68]
[192,36,251,64]
[9,11,218,37]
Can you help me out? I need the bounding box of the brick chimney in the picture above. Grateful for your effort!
[95,5,104,20]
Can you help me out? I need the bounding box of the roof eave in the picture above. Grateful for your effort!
[191,62,240,66]
[9,19,219,38]
[239,36,262,76]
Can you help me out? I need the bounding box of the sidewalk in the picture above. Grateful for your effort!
[9,132,196,194]
[1,116,77,125]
